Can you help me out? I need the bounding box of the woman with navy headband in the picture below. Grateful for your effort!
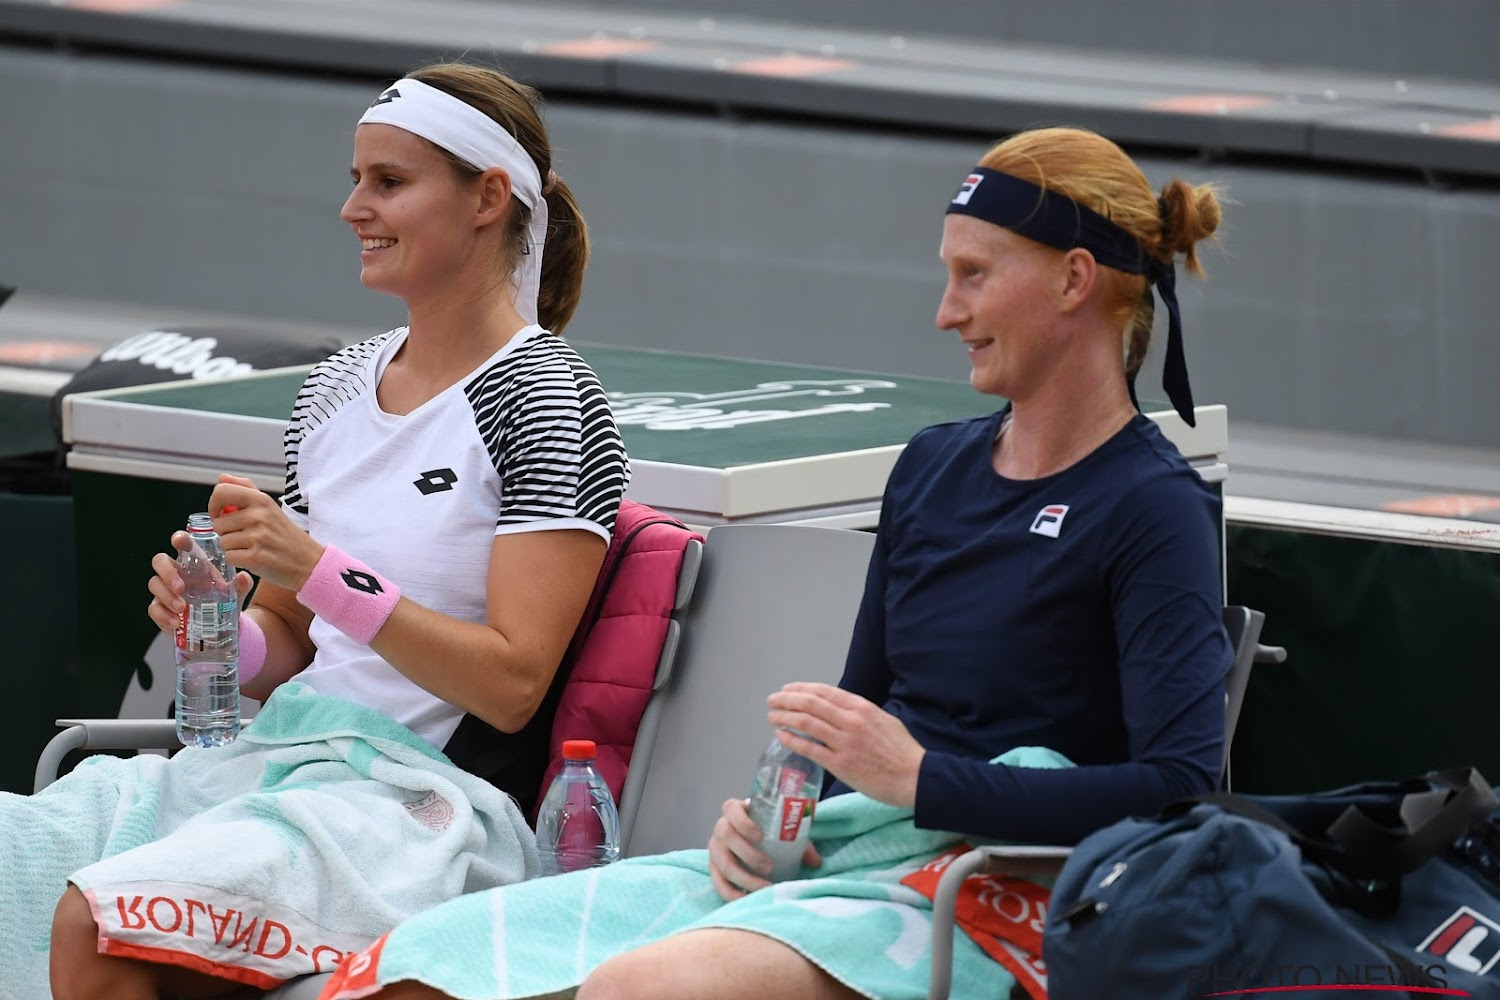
[321,126,1231,1000]
[38,63,629,998]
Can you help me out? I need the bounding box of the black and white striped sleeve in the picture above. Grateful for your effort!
[467,345,629,543]
[280,336,385,528]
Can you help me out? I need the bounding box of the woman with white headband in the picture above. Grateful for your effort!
[39,63,629,999]
[323,127,1231,1000]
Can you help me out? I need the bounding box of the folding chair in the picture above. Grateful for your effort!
[925,604,1288,1000]
[623,523,875,856]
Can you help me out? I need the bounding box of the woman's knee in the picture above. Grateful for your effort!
[51,885,99,954]
[51,885,108,996]
[577,930,857,1000]
[576,949,660,1000]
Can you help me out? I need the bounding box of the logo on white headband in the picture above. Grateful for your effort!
[370,87,400,108]
[952,173,985,206]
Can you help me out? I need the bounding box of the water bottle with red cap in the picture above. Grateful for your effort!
[535,739,621,876]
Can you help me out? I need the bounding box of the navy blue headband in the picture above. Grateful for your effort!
[947,167,1196,427]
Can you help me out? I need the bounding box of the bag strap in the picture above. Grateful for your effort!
[1189,768,1496,881]
[1184,794,1355,869]
[1326,767,1496,874]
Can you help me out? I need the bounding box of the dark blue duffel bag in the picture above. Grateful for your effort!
[1045,768,1500,999]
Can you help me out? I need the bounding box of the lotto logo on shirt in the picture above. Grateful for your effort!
[952,173,985,205]
[1418,906,1500,975]
[1029,504,1070,538]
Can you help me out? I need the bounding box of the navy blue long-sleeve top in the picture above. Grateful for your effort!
[829,409,1230,845]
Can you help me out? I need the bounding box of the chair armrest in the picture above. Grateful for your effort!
[34,718,256,793]
[928,845,1072,1000]
[1255,643,1288,664]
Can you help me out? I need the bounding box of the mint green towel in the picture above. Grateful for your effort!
[0,682,537,998]
[344,746,1071,1000]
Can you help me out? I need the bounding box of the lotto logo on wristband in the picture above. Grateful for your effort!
[778,797,813,841]
[341,569,384,595]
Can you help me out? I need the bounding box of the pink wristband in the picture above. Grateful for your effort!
[238,613,267,686]
[296,544,401,646]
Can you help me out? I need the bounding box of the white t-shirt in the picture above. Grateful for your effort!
[280,325,629,749]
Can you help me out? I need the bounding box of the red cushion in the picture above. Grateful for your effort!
[536,501,702,817]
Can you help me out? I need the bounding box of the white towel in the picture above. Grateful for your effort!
[0,682,536,998]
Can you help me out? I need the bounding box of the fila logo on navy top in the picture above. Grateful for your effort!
[413,468,458,495]
[1418,906,1500,975]
[952,173,985,206]
[370,87,399,108]
[1029,504,1070,538]
[342,569,384,595]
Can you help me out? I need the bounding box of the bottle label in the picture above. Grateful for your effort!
[777,796,814,842]
[180,600,237,652]
[776,765,808,798]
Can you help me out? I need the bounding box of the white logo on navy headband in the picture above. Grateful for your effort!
[1029,504,1070,538]
[952,173,985,206]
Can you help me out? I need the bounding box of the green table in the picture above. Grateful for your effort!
[65,343,1229,528]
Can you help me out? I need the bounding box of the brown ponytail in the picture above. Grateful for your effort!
[534,179,589,335]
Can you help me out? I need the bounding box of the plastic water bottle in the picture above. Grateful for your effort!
[748,729,824,882]
[174,512,241,747]
[535,739,620,875]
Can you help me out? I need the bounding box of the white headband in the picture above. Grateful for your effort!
[359,77,548,326]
